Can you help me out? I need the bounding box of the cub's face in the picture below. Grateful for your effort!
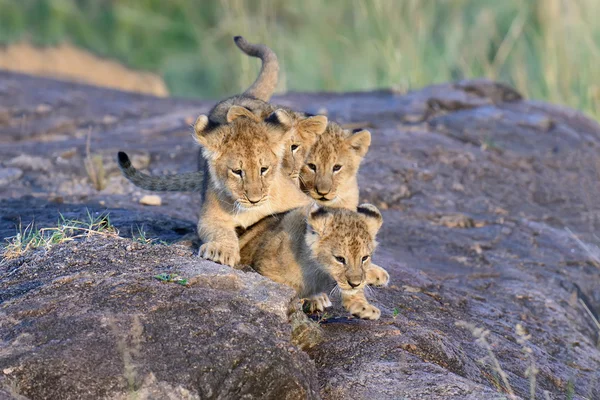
[300,124,371,205]
[280,114,328,182]
[305,204,382,291]
[194,106,291,209]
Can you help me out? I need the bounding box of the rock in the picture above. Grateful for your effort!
[0,238,319,400]
[139,194,162,206]
[131,153,151,170]
[0,167,22,186]
[35,103,52,114]
[0,108,10,126]
[5,154,52,172]
[1,71,600,399]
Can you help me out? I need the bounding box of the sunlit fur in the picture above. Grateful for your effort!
[238,204,387,320]
[196,107,290,209]
[300,122,371,208]
[193,106,313,267]
[249,105,328,185]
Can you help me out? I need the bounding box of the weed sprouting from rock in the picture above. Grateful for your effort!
[1,210,117,262]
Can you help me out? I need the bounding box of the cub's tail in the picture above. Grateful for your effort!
[234,36,279,101]
[117,152,204,192]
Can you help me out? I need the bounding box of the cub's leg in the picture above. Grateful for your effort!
[341,289,381,320]
[366,263,390,287]
[197,196,240,267]
[303,293,332,313]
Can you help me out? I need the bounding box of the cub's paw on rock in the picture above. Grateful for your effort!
[198,242,240,267]
[303,293,332,313]
[346,301,381,320]
[366,264,390,287]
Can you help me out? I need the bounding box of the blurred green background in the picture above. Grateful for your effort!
[0,0,598,118]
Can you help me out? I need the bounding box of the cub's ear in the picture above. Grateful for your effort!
[307,204,333,236]
[265,109,293,133]
[298,115,328,138]
[357,203,383,237]
[265,110,293,150]
[347,129,371,157]
[226,105,261,123]
[193,115,222,153]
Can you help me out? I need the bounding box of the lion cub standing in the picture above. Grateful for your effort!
[239,204,387,320]
[118,36,326,267]
[119,106,315,267]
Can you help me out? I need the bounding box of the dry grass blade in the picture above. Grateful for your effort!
[566,227,600,269]
[84,127,107,191]
[456,321,517,400]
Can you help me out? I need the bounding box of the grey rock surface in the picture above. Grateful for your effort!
[1,238,319,400]
[1,71,600,399]
[0,168,22,187]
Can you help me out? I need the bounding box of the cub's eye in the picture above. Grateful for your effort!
[307,163,317,171]
[260,167,269,175]
[362,255,370,262]
[333,165,342,172]
[232,169,243,176]
[334,256,346,264]
[291,144,299,152]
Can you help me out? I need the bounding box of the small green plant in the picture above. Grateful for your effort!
[154,273,188,286]
[132,225,152,244]
[1,210,117,261]
[393,308,400,318]
[481,137,501,152]
[316,311,332,324]
[131,225,167,245]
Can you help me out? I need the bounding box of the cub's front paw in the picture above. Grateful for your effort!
[345,301,381,320]
[303,293,332,313]
[366,264,390,287]
[198,242,240,267]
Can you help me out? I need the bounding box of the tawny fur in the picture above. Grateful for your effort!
[117,36,322,267]
[239,204,389,320]
[119,105,313,267]
[298,121,391,285]
[300,122,371,209]
[234,36,279,101]
[256,105,327,184]
[193,107,314,266]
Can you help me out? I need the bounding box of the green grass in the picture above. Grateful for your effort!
[153,273,189,286]
[1,0,599,119]
[1,210,117,261]
[131,225,167,246]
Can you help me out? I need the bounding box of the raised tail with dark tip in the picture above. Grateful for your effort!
[234,36,279,101]
[117,152,204,192]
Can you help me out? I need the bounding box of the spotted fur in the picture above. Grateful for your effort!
[239,203,386,320]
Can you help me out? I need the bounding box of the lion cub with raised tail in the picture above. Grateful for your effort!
[238,204,387,320]
[119,106,314,267]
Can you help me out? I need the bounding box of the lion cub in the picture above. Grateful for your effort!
[238,204,387,320]
[300,121,390,288]
[119,106,313,267]
[300,122,371,209]
[118,37,325,267]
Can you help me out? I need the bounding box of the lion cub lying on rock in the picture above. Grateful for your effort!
[238,204,388,320]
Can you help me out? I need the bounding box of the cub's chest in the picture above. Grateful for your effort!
[233,204,272,228]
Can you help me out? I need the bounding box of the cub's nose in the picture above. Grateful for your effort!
[315,188,330,196]
[348,280,361,288]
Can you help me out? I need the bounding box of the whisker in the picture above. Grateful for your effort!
[365,284,377,301]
